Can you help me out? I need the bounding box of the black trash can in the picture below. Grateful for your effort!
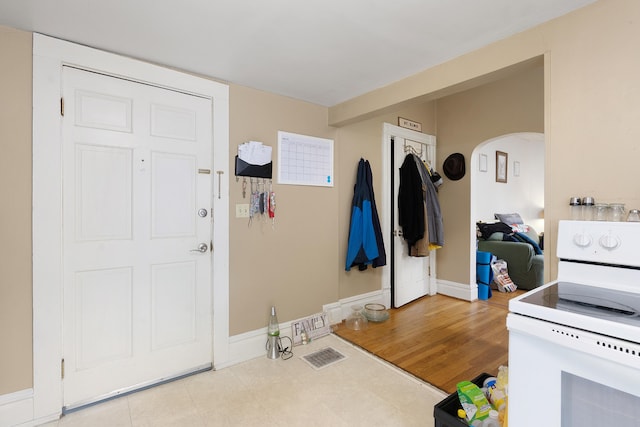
[433,372,492,427]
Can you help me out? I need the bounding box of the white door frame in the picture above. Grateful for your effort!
[32,34,229,421]
[380,123,437,307]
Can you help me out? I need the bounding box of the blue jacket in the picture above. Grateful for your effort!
[345,159,386,271]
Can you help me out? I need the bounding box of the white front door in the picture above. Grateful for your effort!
[62,66,213,408]
[384,125,437,308]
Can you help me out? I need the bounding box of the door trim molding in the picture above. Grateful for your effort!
[32,34,230,421]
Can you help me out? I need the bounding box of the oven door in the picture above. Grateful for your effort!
[507,314,640,426]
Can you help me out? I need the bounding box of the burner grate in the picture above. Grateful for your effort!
[301,347,346,370]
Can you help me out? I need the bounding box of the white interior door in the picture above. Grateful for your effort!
[391,129,437,308]
[62,66,213,409]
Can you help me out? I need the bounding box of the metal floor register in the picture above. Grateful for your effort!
[301,347,346,369]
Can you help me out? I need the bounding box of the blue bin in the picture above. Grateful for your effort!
[476,251,493,264]
[476,251,493,300]
[478,283,490,300]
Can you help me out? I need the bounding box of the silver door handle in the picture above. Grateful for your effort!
[191,243,208,253]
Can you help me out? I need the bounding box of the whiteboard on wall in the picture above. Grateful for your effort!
[277,131,334,187]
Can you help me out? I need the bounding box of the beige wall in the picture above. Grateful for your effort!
[330,0,640,282]
[5,0,640,400]
[228,86,436,333]
[542,0,640,279]
[228,85,338,335]
[336,103,436,299]
[435,62,544,284]
[0,27,33,395]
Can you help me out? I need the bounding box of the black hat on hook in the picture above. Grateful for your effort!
[442,153,466,181]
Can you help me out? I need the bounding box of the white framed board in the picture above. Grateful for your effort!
[277,131,334,187]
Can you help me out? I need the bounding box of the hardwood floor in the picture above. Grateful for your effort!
[333,290,524,394]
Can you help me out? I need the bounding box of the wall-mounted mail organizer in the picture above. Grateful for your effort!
[234,156,272,179]
[234,140,273,179]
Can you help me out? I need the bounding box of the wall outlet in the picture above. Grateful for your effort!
[235,203,250,218]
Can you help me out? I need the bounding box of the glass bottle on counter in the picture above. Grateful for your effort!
[582,196,595,221]
[569,197,582,220]
[627,209,640,222]
[594,203,609,221]
[609,203,625,222]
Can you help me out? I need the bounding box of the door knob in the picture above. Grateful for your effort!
[191,243,208,253]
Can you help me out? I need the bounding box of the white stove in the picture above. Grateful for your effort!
[507,220,640,426]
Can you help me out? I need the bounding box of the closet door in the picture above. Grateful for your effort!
[391,130,437,308]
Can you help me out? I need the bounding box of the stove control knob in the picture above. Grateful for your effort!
[599,234,620,250]
[573,233,592,247]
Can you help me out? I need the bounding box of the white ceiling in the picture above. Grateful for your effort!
[0,0,596,106]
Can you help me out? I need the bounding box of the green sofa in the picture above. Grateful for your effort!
[477,220,544,291]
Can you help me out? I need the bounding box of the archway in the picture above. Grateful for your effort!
[469,132,544,296]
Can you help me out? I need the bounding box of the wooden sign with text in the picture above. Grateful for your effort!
[291,312,330,345]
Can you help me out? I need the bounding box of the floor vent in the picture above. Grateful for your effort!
[301,347,346,370]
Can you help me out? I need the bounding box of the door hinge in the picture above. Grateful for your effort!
[60,97,64,117]
[210,240,213,252]
[61,358,65,379]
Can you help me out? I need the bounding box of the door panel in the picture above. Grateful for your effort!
[74,90,133,132]
[151,261,197,350]
[76,268,133,369]
[75,144,133,240]
[150,103,197,141]
[151,152,197,237]
[62,66,213,408]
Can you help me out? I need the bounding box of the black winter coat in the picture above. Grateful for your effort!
[398,154,425,247]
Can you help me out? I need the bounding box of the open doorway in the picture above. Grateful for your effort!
[380,123,437,307]
[469,132,544,295]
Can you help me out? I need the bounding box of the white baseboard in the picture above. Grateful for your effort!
[218,320,303,370]
[0,389,33,427]
[220,289,387,370]
[221,285,478,370]
[1,388,60,427]
[323,289,387,324]
[437,279,476,301]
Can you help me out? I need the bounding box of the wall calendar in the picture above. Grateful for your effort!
[277,131,334,187]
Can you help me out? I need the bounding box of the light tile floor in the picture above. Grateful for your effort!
[39,334,447,427]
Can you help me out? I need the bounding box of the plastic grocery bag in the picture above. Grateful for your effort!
[457,381,492,425]
[490,259,517,292]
